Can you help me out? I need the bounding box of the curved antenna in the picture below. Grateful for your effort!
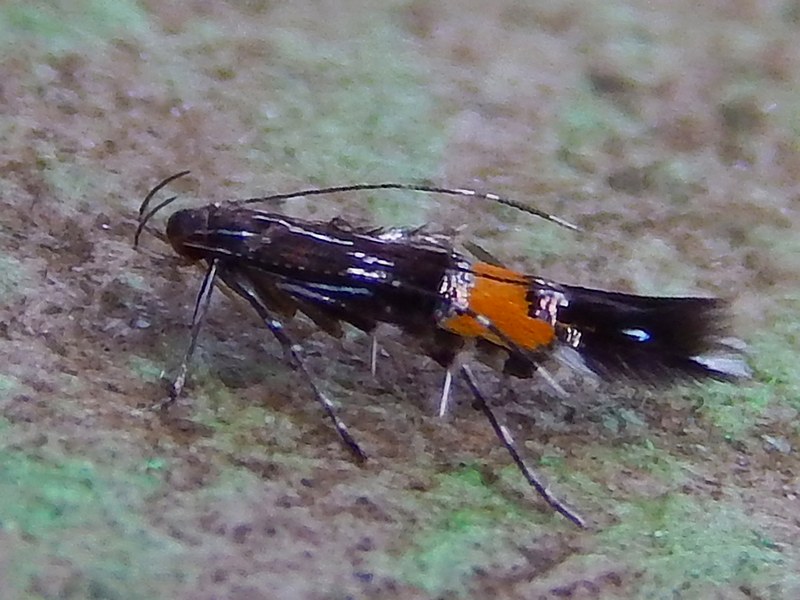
[135,173,580,248]
[239,182,580,232]
[135,170,191,247]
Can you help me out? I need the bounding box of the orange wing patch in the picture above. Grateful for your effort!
[441,262,556,351]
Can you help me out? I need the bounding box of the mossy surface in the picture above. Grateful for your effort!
[1,1,798,598]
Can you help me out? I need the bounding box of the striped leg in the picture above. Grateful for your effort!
[460,364,586,528]
[440,303,584,527]
[156,259,219,411]
[220,268,368,462]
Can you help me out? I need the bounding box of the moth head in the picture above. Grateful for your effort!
[165,206,213,259]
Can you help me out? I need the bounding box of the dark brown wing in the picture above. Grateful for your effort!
[528,279,751,382]
[241,267,345,337]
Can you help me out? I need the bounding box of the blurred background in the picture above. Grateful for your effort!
[0,1,797,598]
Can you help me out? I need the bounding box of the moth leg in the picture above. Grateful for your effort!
[459,364,586,528]
[220,269,368,462]
[370,333,379,377]
[156,259,219,410]
[437,367,454,418]
[440,303,584,526]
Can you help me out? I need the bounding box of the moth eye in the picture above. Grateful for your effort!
[166,209,203,241]
[166,209,207,256]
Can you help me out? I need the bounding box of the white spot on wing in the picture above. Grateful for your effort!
[361,255,394,267]
[622,328,650,342]
[251,215,355,246]
[691,354,752,378]
[346,267,388,280]
[214,229,257,238]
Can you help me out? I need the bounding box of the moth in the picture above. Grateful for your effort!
[135,171,750,527]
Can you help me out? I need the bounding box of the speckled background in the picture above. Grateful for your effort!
[1,1,798,598]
